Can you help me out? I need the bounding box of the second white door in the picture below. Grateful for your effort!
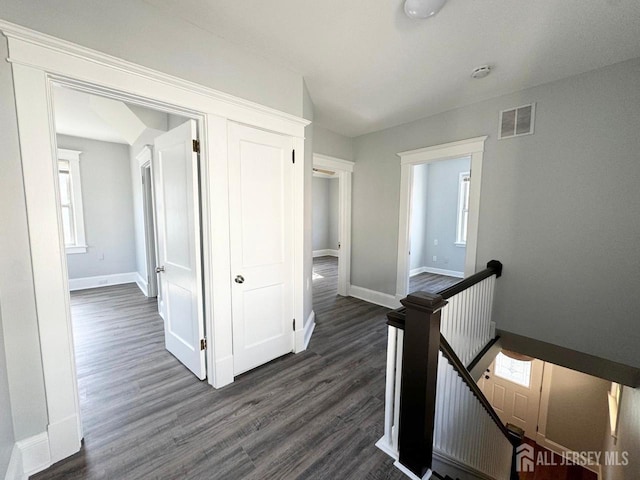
[228,122,295,375]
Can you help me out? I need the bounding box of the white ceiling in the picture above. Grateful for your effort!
[145,0,640,137]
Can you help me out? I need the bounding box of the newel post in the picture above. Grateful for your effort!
[398,291,447,478]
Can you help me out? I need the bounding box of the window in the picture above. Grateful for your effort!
[455,171,471,246]
[494,352,532,387]
[57,149,87,254]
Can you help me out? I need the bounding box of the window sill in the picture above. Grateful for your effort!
[66,245,88,254]
[454,242,466,248]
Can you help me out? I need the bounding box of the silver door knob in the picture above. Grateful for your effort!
[234,275,245,284]
[155,266,165,273]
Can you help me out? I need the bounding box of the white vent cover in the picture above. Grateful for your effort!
[499,103,535,139]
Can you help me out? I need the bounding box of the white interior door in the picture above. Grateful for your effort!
[153,119,206,380]
[478,352,544,438]
[228,122,294,375]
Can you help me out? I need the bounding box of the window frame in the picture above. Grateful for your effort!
[57,148,87,254]
[455,171,471,247]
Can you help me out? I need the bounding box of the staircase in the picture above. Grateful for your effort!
[376,261,519,480]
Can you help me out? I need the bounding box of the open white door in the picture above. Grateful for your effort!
[228,122,294,375]
[153,119,206,380]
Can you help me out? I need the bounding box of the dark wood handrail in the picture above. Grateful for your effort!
[437,260,502,299]
[439,334,511,439]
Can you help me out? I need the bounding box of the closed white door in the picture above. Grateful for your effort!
[228,122,294,375]
[153,119,206,380]
[479,352,544,438]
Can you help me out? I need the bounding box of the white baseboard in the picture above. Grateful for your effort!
[375,436,398,460]
[312,249,339,258]
[392,461,432,480]
[348,285,401,310]
[135,272,148,296]
[4,444,22,480]
[16,432,50,478]
[303,311,316,350]
[212,355,234,389]
[535,433,600,475]
[410,266,464,278]
[47,414,81,464]
[68,272,138,291]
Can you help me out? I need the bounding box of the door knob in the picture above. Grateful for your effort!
[155,266,165,273]
[485,375,490,380]
[234,275,245,284]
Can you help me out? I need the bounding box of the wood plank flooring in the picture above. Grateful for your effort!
[33,258,403,480]
[409,271,460,294]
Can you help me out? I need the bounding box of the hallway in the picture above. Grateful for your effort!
[33,276,401,479]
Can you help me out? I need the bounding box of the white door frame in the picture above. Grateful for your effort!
[395,136,487,300]
[2,20,308,467]
[312,153,354,297]
[136,146,159,299]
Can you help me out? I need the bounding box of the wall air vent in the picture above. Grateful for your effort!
[498,103,535,140]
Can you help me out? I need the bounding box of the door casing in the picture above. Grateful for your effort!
[5,20,308,468]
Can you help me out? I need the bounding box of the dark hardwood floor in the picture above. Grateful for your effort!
[33,258,403,479]
[409,271,460,293]
[518,439,597,480]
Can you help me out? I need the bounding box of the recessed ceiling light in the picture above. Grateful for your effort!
[471,65,492,79]
[404,0,447,19]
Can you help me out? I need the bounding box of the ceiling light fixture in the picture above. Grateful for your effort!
[471,65,492,79]
[404,0,447,19]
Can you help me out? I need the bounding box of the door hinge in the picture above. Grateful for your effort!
[200,338,207,350]
[193,139,200,153]
[293,319,296,330]
[292,150,295,164]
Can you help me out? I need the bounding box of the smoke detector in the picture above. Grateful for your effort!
[471,65,492,79]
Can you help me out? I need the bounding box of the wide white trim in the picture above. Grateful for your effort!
[58,148,87,253]
[3,20,309,468]
[348,284,401,310]
[67,272,139,291]
[375,436,398,460]
[313,153,354,297]
[409,266,464,279]
[135,272,149,296]
[312,249,339,258]
[535,433,601,476]
[303,311,316,350]
[16,433,50,477]
[4,445,22,480]
[396,136,486,298]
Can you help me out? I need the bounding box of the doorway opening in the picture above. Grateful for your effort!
[407,156,471,294]
[396,137,487,298]
[311,154,354,306]
[51,83,207,441]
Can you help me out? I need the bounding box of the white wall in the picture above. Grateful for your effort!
[602,387,640,479]
[312,177,339,252]
[0,0,303,116]
[544,364,610,453]
[57,135,137,280]
[302,81,314,325]
[0,304,15,476]
[313,125,354,161]
[410,163,429,270]
[351,57,640,369]
[422,157,469,274]
[0,37,48,442]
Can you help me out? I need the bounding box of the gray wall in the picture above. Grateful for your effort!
[602,387,640,479]
[545,364,610,453]
[0,37,49,442]
[410,163,429,270]
[57,135,137,279]
[0,305,16,475]
[312,177,339,252]
[0,0,303,116]
[423,157,469,274]
[313,125,354,161]
[351,57,640,369]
